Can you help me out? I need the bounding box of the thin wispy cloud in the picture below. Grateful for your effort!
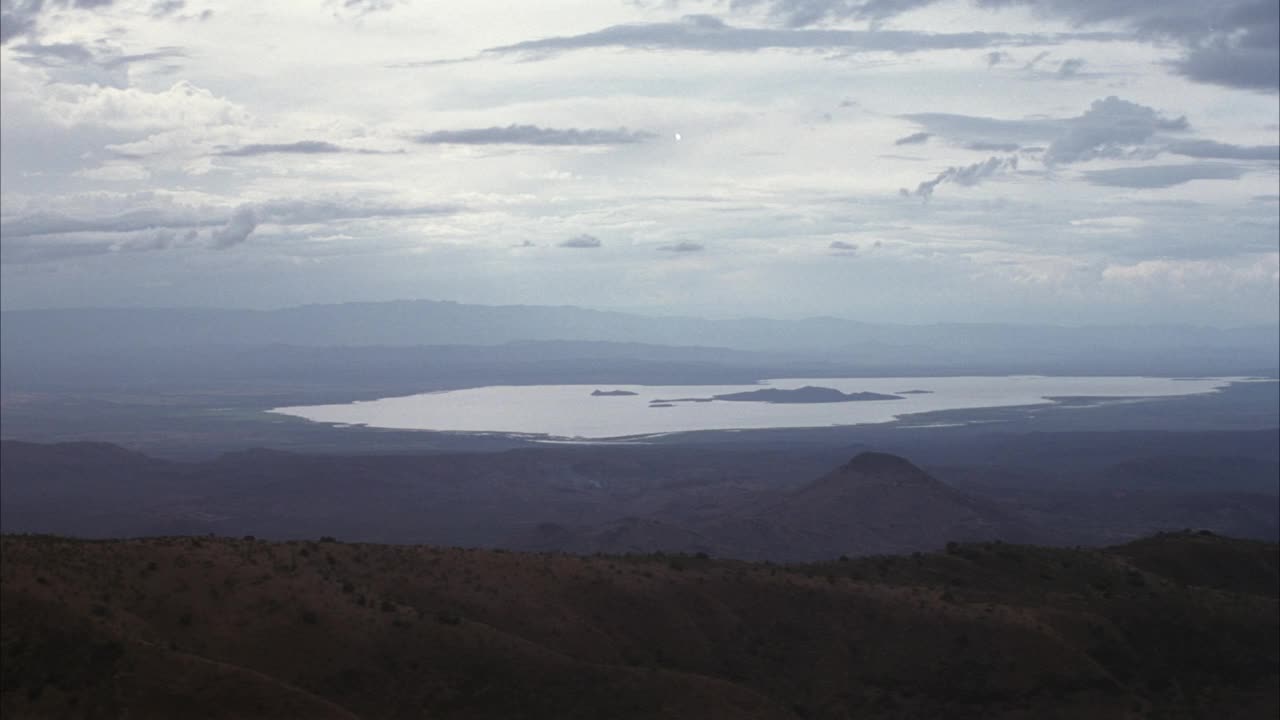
[901,156,1019,199]
[894,132,931,146]
[218,141,401,157]
[467,14,1115,61]
[1081,163,1246,188]
[413,125,656,146]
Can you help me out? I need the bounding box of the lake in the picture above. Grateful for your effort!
[269,376,1247,440]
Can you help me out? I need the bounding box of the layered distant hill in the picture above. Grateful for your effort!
[4,300,1277,377]
[2,532,1276,719]
[517,452,1031,560]
[5,440,1275,557]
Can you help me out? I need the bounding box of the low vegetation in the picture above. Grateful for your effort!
[2,531,1276,719]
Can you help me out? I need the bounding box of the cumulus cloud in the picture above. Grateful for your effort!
[209,205,257,248]
[28,80,249,131]
[894,132,931,146]
[902,96,1188,165]
[1081,163,1246,188]
[559,234,602,248]
[1056,58,1086,78]
[414,124,656,146]
[900,155,1018,199]
[1101,254,1280,287]
[658,241,704,252]
[1044,97,1188,164]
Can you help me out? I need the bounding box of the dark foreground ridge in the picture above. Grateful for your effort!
[2,532,1276,719]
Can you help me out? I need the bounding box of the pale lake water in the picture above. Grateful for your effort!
[269,376,1250,440]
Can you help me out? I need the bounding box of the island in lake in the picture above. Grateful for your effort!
[651,386,904,405]
[591,389,638,397]
[895,389,934,395]
[714,386,903,403]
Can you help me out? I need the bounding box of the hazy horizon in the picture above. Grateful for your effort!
[5,296,1280,331]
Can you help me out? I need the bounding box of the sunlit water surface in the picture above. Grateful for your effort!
[270,376,1250,440]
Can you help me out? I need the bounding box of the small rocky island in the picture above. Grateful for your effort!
[650,386,903,405]
[713,386,903,403]
[591,389,638,397]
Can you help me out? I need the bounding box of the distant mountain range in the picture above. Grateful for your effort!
[4,300,1277,375]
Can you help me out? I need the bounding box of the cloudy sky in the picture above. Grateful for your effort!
[2,0,1277,324]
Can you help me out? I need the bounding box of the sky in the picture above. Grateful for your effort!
[1,0,1278,325]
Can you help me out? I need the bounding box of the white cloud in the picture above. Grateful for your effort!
[35,80,249,131]
[1102,255,1280,287]
[74,162,151,181]
[0,0,1275,325]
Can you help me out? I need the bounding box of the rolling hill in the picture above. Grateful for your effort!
[2,532,1276,719]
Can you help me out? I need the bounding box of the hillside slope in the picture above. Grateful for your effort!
[2,532,1276,719]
